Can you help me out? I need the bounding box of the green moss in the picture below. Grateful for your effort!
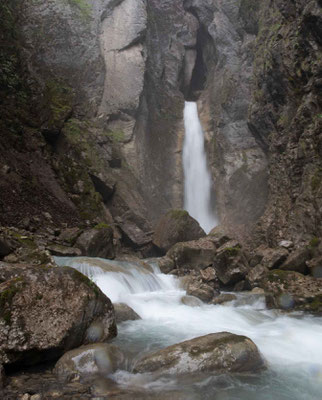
[45,80,74,128]
[168,210,189,220]
[65,0,92,20]
[107,129,125,143]
[311,168,322,192]
[0,277,25,325]
[224,246,241,257]
[307,295,322,312]
[267,269,290,283]
[66,267,101,297]
[309,237,320,248]
[94,223,110,230]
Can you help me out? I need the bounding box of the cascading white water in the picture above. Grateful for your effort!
[55,256,322,399]
[183,101,217,233]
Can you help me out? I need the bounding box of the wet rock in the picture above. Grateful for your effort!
[155,257,175,274]
[186,281,215,303]
[233,280,248,292]
[54,343,124,382]
[263,269,322,313]
[114,303,141,323]
[252,287,265,295]
[47,244,82,257]
[167,237,217,270]
[76,226,115,259]
[200,267,217,282]
[246,264,269,288]
[153,210,206,254]
[279,247,311,274]
[214,241,249,286]
[134,332,266,375]
[0,262,117,368]
[212,293,237,305]
[180,295,203,307]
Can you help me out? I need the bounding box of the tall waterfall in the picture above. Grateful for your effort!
[183,101,217,233]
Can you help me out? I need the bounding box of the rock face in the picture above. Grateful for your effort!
[153,210,206,254]
[250,0,322,245]
[54,343,124,381]
[134,332,266,375]
[263,269,322,313]
[0,262,117,368]
[184,0,268,230]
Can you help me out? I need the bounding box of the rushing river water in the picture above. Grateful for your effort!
[56,256,322,400]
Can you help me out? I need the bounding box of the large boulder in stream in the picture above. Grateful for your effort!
[153,210,206,254]
[134,332,266,375]
[0,262,117,368]
[54,343,124,381]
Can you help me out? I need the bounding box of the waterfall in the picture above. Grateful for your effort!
[183,101,217,233]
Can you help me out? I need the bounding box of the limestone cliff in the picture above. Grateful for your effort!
[0,0,321,250]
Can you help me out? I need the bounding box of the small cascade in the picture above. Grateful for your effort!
[54,256,178,304]
[183,101,217,233]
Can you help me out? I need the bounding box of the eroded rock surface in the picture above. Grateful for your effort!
[0,262,117,368]
[134,332,266,375]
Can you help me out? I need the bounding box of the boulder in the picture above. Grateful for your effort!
[208,226,231,247]
[153,210,206,254]
[76,226,115,259]
[54,343,123,381]
[186,281,215,303]
[47,244,82,257]
[134,332,266,375]
[155,257,175,274]
[212,293,237,305]
[279,247,311,274]
[114,303,141,323]
[180,295,203,307]
[263,269,322,313]
[0,262,117,368]
[246,264,269,288]
[167,237,217,270]
[214,241,249,286]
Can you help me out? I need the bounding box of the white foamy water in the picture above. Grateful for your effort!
[56,256,322,399]
[183,101,217,233]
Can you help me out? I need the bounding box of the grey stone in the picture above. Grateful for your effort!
[54,343,124,381]
[134,332,266,375]
[114,303,141,323]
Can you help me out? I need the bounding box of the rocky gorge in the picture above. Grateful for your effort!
[1,0,322,399]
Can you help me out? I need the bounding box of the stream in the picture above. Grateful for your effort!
[55,256,322,400]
